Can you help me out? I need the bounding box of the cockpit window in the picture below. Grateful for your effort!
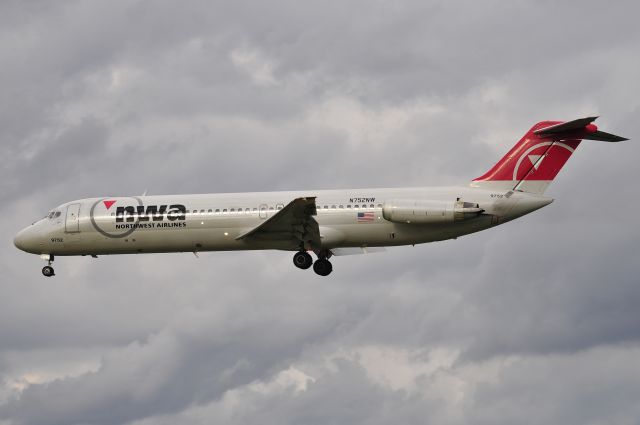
[47,210,62,219]
[55,211,61,218]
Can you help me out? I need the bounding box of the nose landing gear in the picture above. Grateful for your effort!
[40,254,55,277]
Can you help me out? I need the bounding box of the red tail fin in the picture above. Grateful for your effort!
[470,117,627,194]
[471,121,578,194]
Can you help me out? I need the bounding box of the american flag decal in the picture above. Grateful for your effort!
[357,212,375,222]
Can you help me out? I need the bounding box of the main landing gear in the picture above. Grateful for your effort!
[41,254,55,277]
[292,250,333,276]
[293,251,313,269]
[312,258,332,276]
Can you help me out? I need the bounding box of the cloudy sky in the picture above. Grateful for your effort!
[1,1,640,424]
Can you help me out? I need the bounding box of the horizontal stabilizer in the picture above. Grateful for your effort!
[582,130,628,142]
[534,117,598,135]
[534,116,628,142]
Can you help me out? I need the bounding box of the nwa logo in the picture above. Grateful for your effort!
[90,197,187,239]
[115,204,186,222]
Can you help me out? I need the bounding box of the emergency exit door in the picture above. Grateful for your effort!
[259,204,268,219]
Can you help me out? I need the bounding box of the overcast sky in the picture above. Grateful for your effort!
[1,1,640,424]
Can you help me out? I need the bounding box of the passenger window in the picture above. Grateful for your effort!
[246,208,250,212]
[339,205,344,209]
[230,208,235,212]
[377,204,383,208]
[215,209,220,213]
[354,205,359,209]
[362,204,366,209]
[223,209,228,214]
[347,205,351,208]
[269,206,274,211]
[331,205,336,209]
[370,204,375,208]
[323,205,328,209]
[208,209,212,213]
[253,208,257,212]
[200,209,205,214]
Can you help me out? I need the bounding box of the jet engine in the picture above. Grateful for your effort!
[382,199,484,224]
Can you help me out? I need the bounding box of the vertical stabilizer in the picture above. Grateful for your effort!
[470,117,626,195]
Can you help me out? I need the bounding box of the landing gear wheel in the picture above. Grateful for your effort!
[313,259,333,276]
[293,251,313,269]
[42,266,55,277]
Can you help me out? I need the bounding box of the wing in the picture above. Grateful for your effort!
[236,197,321,249]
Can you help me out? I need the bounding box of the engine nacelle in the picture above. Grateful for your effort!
[382,199,483,224]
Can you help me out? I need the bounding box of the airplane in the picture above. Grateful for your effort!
[14,116,628,277]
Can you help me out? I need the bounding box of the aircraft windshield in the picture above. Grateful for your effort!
[47,210,61,219]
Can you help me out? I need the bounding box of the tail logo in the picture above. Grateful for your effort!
[528,155,544,170]
[512,141,576,181]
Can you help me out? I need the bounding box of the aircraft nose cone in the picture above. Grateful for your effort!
[14,227,41,254]
[14,229,26,251]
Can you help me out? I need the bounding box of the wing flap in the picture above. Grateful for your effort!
[331,247,387,256]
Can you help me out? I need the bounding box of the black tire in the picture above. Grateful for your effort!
[313,259,333,276]
[42,266,55,277]
[293,251,313,269]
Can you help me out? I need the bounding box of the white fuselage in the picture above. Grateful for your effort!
[14,186,552,257]
[14,116,626,278]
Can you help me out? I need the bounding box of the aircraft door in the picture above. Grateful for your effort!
[65,203,81,233]
[259,204,268,219]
